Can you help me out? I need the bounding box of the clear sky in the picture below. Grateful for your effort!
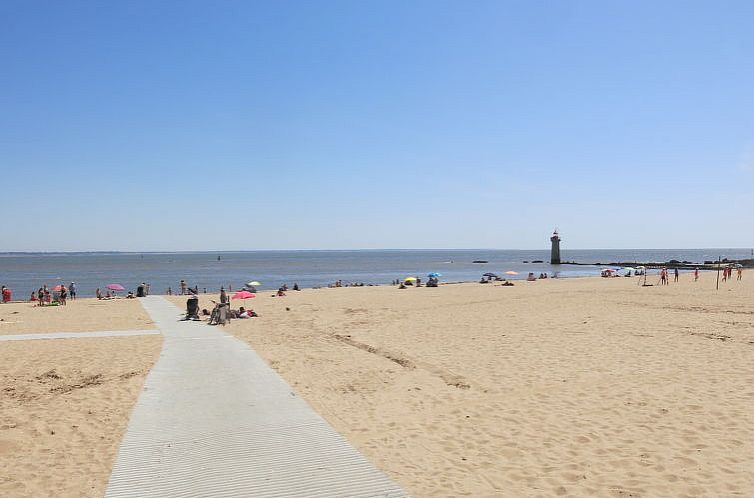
[2,1,753,251]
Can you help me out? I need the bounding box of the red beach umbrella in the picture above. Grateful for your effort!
[232,291,255,300]
[106,283,125,291]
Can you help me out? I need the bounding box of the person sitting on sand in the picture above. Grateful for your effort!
[2,286,11,303]
[30,290,37,302]
[527,272,536,281]
[293,283,300,291]
[276,287,286,297]
[96,288,102,299]
[398,282,406,289]
[126,291,135,298]
[502,280,514,286]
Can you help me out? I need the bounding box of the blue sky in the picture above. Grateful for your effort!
[2,1,753,251]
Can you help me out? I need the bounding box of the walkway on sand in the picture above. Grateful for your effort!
[105,296,407,498]
[0,329,160,342]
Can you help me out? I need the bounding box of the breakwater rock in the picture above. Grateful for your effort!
[559,258,754,270]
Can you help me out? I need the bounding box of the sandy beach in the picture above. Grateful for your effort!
[0,335,162,498]
[169,272,754,497]
[2,273,752,497]
[0,298,155,335]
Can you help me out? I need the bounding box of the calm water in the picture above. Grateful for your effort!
[0,249,750,297]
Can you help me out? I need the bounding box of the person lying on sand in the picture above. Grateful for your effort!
[237,306,258,318]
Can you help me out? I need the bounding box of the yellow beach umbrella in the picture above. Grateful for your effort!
[404,277,417,281]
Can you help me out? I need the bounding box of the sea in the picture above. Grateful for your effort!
[0,249,751,297]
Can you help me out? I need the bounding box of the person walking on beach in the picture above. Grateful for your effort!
[37,287,45,306]
[737,267,743,281]
[180,279,187,295]
[674,268,679,283]
[660,268,667,285]
[694,268,699,281]
[69,282,76,300]
[60,285,67,305]
[219,286,228,305]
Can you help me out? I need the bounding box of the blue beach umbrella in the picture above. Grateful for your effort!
[428,272,442,278]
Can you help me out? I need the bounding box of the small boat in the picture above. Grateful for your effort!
[472,260,488,264]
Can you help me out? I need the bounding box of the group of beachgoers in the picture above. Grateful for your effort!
[656,266,742,285]
[721,265,743,282]
[26,283,77,306]
[170,280,200,296]
[330,280,373,288]
[22,281,159,304]
[396,276,442,288]
[184,285,264,324]
[659,268,681,285]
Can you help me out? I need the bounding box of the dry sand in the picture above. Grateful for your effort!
[0,335,162,498]
[171,272,754,497]
[0,298,155,335]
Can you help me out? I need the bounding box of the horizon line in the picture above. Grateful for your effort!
[1,247,752,255]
